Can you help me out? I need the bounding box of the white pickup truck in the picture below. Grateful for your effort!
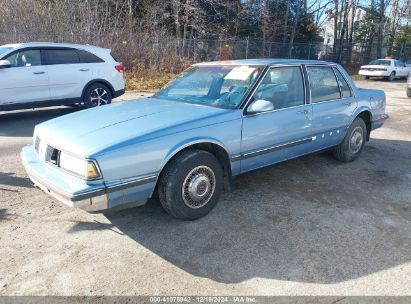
[359,59,410,81]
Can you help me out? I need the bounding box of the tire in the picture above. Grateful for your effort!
[158,149,223,220]
[83,83,112,108]
[407,88,411,98]
[333,117,367,162]
[387,71,395,81]
[365,76,370,80]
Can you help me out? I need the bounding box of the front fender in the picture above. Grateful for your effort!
[161,137,231,169]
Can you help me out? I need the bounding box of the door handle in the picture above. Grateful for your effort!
[80,68,90,72]
[342,101,352,106]
[297,110,309,115]
[33,71,45,75]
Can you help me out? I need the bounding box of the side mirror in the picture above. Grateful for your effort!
[0,60,11,69]
[247,99,274,114]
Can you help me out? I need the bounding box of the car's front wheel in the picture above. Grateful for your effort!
[407,88,411,97]
[83,83,112,108]
[158,149,223,220]
[333,117,367,162]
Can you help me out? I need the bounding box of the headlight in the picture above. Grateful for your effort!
[59,152,101,180]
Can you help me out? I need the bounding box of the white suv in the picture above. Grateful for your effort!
[0,42,125,111]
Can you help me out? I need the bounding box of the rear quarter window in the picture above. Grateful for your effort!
[334,68,352,98]
[77,50,104,63]
[110,52,120,62]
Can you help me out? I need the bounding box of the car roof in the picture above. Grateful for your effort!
[193,58,333,66]
[1,42,107,51]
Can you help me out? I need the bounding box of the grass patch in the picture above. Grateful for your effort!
[125,73,177,91]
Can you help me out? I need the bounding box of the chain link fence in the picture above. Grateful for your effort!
[1,31,410,75]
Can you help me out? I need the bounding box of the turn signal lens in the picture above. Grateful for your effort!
[86,161,100,179]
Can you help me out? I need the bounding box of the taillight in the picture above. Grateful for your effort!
[115,65,123,73]
[375,68,387,71]
[359,67,365,70]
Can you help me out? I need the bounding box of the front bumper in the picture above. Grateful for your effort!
[21,146,108,212]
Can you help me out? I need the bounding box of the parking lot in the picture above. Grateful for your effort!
[0,80,410,296]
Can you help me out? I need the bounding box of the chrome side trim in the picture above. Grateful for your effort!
[106,175,157,193]
[231,137,313,162]
[231,154,242,162]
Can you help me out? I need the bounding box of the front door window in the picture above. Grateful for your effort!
[5,50,42,67]
[252,66,305,110]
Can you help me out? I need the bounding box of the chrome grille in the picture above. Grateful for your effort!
[34,136,40,153]
[45,145,60,165]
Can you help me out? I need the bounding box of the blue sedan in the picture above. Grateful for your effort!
[21,59,388,220]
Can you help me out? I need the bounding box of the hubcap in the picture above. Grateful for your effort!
[90,88,109,106]
[182,166,216,209]
[349,126,364,154]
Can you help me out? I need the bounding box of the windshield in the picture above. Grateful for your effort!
[0,47,12,57]
[154,65,264,108]
[369,59,391,66]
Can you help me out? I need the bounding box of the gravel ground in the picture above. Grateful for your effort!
[0,80,410,296]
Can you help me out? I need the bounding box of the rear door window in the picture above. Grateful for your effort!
[307,66,341,103]
[46,49,79,65]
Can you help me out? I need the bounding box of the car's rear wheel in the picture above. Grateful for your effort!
[158,149,223,220]
[84,83,112,108]
[333,117,367,162]
[387,71,395,81]
[364,76,370,80]
[407,88,411,97]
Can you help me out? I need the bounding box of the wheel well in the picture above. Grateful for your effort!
[157,143,233,194]
[82,80,114,100]
[357,111,372,141]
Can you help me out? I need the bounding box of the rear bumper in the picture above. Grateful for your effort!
[371,114,389,130]
[113,89,125,98]
[359,70,389,77]
[21,145,108,212]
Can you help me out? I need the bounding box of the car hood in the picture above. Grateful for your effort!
[34,98,240,157]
